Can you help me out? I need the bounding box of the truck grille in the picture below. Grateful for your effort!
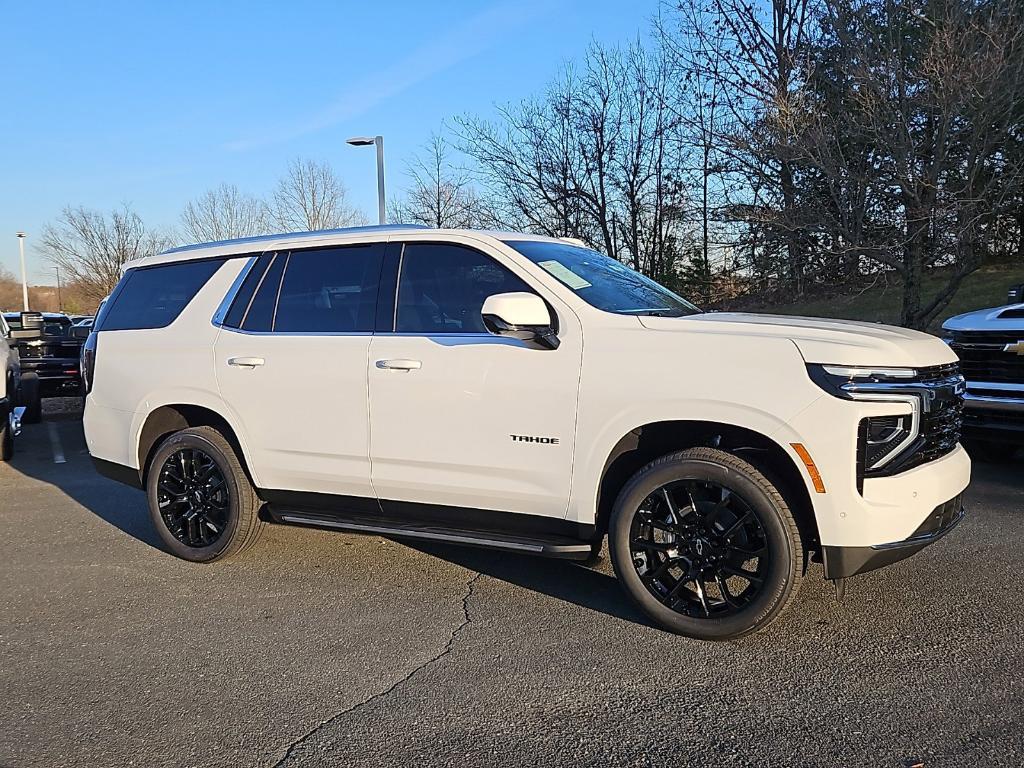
[948,331,1024,384]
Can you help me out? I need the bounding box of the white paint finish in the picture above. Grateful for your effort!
[368,332,581,518]
[85,226,973,554]
[480,292,552,327]
[213,330,374,497]
[642,313,959,368]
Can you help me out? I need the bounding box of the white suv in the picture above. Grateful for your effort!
[83,226,970,639]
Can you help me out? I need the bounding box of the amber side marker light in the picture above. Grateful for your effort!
[790,443,826,494]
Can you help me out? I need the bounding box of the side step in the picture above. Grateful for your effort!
[269,509,594,560]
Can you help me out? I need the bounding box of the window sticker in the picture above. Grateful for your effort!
[537,260,592,290]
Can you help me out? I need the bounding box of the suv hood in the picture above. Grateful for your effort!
[638,312,957,368]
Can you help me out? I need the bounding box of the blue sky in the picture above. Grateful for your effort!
[1,0,660,282]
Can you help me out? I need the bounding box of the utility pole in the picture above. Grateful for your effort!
[55,267,63,312]
[16,232,28,311]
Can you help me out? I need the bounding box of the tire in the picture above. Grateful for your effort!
[609,447,803,641]
[0,416,13,462]
[19,374,41,424]
[146,426,265,562]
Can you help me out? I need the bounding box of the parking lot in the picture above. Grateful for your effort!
[0,401,1020,767]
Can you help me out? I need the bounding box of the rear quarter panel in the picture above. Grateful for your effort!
[83,259,248,471]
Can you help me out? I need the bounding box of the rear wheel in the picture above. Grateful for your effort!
[19,374,41,424]
[146,426,265,562]
[610,447,803,640]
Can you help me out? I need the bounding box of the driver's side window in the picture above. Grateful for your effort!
[395,243,531,334]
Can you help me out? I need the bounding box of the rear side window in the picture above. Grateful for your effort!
[101,259,226,331]
[273,246,382,333]
[222,254,272,329]
[240,252,287,332]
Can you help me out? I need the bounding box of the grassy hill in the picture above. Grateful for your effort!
[726,264,1024,331]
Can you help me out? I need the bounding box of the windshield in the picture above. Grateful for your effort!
[504,240,700,317]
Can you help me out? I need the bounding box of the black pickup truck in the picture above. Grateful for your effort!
[3,312,88,404]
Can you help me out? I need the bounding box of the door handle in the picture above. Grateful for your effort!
[376,358,422,371]
[227,356,265,369]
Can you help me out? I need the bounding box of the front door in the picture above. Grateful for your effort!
[215,244,383,498]
[368,241,582,521]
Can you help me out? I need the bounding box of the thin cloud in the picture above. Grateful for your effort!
[226,1,547,151]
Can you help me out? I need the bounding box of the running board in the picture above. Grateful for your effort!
[270,510,594,560]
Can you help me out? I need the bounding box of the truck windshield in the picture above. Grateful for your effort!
[503,240,700,317]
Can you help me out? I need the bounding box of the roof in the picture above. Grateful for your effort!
[132,224,565,268]
[160,224,429,256]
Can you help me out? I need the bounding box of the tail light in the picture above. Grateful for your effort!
[81,331,98,394]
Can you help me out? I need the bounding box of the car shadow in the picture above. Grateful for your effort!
[6,400,162,550]
[400,540,656,628]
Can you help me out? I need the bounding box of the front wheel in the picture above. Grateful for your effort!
[146,426,265,562]
[610,447,803,640]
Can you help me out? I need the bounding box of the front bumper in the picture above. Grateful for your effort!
[961,389,1024,445]
[822,494,964,579]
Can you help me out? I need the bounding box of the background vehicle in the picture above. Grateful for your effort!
[3,311,86,404]
[83,226,970,640]
[0,314,29,460]
[942,284,1024,460]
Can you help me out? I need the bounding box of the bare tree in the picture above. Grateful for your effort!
[794,0,1024,328]
[270,158,367,232]
[180,184,270,244]
[458,41,686,281]
[38,205,172,303]
[391,134,488,228]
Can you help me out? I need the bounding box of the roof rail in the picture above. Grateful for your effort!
[161,224,430,256]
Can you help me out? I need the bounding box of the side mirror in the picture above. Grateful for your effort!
[481,292,559,349]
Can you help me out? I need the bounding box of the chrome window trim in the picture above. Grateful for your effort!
[218,327,374,338]
[211,256,259,328]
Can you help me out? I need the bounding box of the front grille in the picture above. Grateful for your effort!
[916,394,963,464]
[949,331,1024,384]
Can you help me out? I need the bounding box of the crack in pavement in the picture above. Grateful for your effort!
[270,571,483,768]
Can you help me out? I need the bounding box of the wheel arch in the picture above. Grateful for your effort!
[594,420,820,554]
[137,404,254,488]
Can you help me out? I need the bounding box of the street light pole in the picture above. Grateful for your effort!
[16,232,28,311]
[54,267,63,313]
[346,135,386,225]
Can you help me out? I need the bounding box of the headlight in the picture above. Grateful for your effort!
[859,414,916,471]
[807,364,918,397]
[807,364,923,475]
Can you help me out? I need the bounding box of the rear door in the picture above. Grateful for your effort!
[367,239,583,521]
[215,244,383,499]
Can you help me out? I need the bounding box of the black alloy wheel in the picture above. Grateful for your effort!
[146,426,265,562]
[610,447,802,640]
[156,447,231,548]
[629,479,769,618]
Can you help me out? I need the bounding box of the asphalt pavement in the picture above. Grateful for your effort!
[1,400,1022,768]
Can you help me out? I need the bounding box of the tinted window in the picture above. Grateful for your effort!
[222,254,271,329]
[102,259,226,331]
[241,252,286,332]
[504,240,699,317]
[273,246,382,333]
[395,244,531,334]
